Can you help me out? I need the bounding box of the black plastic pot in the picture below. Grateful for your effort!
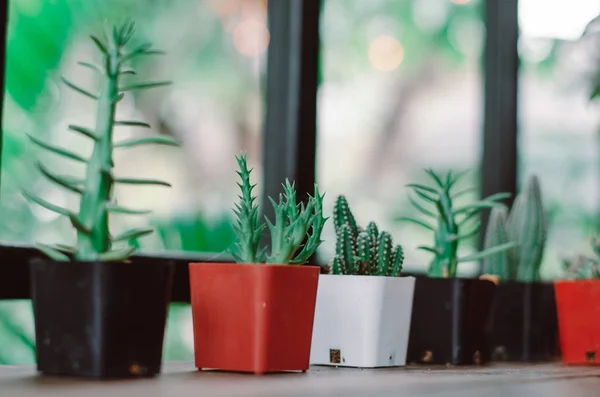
[30,257,174,379]
[406,276,495,365]
[486,281,559,362]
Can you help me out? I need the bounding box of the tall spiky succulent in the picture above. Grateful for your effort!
[23,19,177,262]
[483,175,547,281]
[230,153,327,265]
[330,195,404,276]
[398,169,516,278]
[562,237,600,280]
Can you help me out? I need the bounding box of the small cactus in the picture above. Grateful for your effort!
[482,175,547,282]
[562,237,600,280]
[230,153,327,265]
[329,195,404,276]
[506,175,547,282]
[399,169,516,278]
[482,205,511,279]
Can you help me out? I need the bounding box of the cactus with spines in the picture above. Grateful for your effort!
[330,195,404,276]
[23,19,177,262]
[482,175,547,281]
[482,205,511,279]
[230,153,327,265]
[398,169,516,278]
[562,236,600,279]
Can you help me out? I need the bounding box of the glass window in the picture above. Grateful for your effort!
[317,0,485,275]
[0,0,267,363]
[518,0,600,279]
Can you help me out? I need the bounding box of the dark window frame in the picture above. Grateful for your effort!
[0,0,520,301]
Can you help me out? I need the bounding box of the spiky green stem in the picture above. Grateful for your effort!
[482,205,511,279]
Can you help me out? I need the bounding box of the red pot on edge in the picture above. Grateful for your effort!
[554,279,600,365]
[189,262,320,374]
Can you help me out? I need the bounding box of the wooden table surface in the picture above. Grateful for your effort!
[2,362,600,396]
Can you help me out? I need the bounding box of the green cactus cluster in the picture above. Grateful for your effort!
[399,169,516,278]
[482,175,547,281]
[561,237,600,280]
[23,19,177,262]
[230,153,327,265]
[330,196,404,276]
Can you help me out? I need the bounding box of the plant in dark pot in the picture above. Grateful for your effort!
[23,20,178,378]
[189,154,327,375]
[481,175,558,362]
[555,238,600,365]
[310,196,415,368]
[398,169,515,365]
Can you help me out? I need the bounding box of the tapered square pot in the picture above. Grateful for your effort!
[554,279,600,365]
[30,258,174,379]
[406,276,495,365]
[189,262,320,374]
[310,275,415,368]
[486,281,559,362]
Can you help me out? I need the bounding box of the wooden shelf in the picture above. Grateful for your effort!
[2,362,600,396]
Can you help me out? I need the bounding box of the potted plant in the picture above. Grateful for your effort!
[481,175,558,362]
[188,154,327,375]
[310,195,415,368]
[555,238,600,365]
[23,20,178,378]
[398,169,515,365]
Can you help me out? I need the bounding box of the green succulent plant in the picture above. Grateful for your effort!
[399,169,516,278]
[230,153,327,265]
[23,19,178,262]
[330,195,404,276]
[562,237,600,280]
[482,175,547,281]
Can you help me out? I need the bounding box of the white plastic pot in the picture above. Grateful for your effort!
[310,274,416,368]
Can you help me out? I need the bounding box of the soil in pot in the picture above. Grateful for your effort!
[189,262,319,375]
[310,274,415,368]
[406,276,495,365]
[554,279,600,365]
[486,281,559,362]
[30,258,174,379]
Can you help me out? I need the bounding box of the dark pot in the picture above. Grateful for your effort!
[486,281,559,362]
[30,257,174,379]
[406,276,495,365]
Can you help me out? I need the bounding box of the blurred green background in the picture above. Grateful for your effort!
[1,0,599,363]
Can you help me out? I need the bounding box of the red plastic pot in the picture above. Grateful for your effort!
[554,279,600,365]
[189,262,320,374]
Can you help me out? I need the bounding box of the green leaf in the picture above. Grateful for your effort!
[412,188,438,203]
[113,120,151,128]
[68,125,98,140]
[448,169,470,191]
[418,246,441,255]
[77,62,102,74]
[451,187,477,200]
[26,133,88,163]
[120,68,136,75]
[36,243,70,261]
[120,81,172,91]
[36,162,83,194]
[106,203,152,215]
[22,190,70,216]
[458,242,517,263]
[396,216,435,231]
[98,246,137,262]
[112,227,154,242]
[406,183,439,195]
[114,136,179,148]
[54,244,77,254]
[114,178,172,187]
[424,169,444,188]
[68,214,91,234]
[113,93,125,104]
[61,77,98,100]
[89,35,107,53]
[408,194,436,217]
[483,192,512,202]
[453,201,502,215]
